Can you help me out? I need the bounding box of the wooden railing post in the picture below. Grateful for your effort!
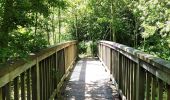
[36,58,40,100]
[136,60,145,100]
[0,88,2,100]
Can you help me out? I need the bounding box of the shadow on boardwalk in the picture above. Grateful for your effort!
[61,57,120,100]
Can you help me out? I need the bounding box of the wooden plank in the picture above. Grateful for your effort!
[136,64,145,100]
[36,58,40,100]
[0,60,36,88]
[118,54,122,89]
[127,59,130,100]
[21,73,25,100]
[0,41,77,89]
[140,61,170,85]
[4,82,11,100]
[151,76,156,100]
[31,66,37,100]
[39,61,43,100]
[26,69,31,100]
[125,57,128,97]
[50,55,54,93]
[0,88,2,100]
[117,52,120,87]
[47,57,51,96]
[167,84,170,100]
[14,77,19,100]
[132,62,136,100]
[158,79,163,100]
[146,72,151,100]
[45,58,49,99]
[43,60,46,100]
[130,60,133,100]
[122,56,125,94]
[100,41,170,81]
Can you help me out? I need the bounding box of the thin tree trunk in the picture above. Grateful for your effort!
[46,23,50,45]
[58,6,61,43]
[111,0,116,42]
[52,7,56,44]
[75,14,78,40]
[0,0,14,48]
[35,12,38,36]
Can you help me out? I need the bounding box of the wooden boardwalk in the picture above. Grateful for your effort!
[63,58,120,100]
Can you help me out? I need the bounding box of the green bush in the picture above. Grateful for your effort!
[78,41,87,54]
[0,32,48,63]
[90,42,97,56]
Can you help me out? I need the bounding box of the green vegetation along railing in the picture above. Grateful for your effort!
[98,40,170,100]
[0,41,77,100]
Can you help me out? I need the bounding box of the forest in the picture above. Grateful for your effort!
[0,0,169,63]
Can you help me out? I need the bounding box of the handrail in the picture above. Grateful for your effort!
[98,40,170,100]
[0,40,77,100]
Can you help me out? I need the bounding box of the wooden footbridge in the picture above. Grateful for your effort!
[0,40,170,100]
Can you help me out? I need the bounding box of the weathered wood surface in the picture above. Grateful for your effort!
[99,40,170,100]
[0,40,77,100]
[63,58,120,100]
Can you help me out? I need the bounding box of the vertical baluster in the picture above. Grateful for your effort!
[27,69,31,100]
[130,60,133,100]
[43,59,47,100]
[115,51,118,82]
[129,60,131,100]
[112,50,114,78]
[14,77,19,100]
[52,54,55,91]
[151,76,156,100]
[133,63,136,100]
[48,54,51,96]
[48,57,51,97]
[0,87,2,100]
[62,46,65,74]
[136,64,145,100]
[118,54,122,90]
[46,58,48,99]
[122,56,125,94]
[21,73,25,100]
[116,51,120,87]
[158,79,163,100]
[125,57,127,97]
[3,82,11,100]
[31,66,37,100]
[167,84,170,100]
[48,57,50,99]
[146,72,151,100]
[39,61,43,100]
[37,58,40,100]
[127,59,130,100]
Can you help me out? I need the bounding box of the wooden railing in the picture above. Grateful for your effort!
[0,41,77,100]
[98,40,170,100]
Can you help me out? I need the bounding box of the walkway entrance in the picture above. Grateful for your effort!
[63,58,120,100]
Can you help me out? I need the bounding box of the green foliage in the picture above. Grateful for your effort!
[0,31,47,63]
[0,0,169,61]
[90,42,97,56]
[78,41,87,54]
[0,0,68,63]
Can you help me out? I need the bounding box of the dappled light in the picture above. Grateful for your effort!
[63,58,119,99]
[0,0,170,99]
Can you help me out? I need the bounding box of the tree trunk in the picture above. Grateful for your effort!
[58,6,61,43]
[110,0,116,42]
[35,12,38,36]
[0,0,14,48]
[52,7,56,44]
[75,14,78,40]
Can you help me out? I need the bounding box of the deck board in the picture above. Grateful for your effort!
[63,58,120,100]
